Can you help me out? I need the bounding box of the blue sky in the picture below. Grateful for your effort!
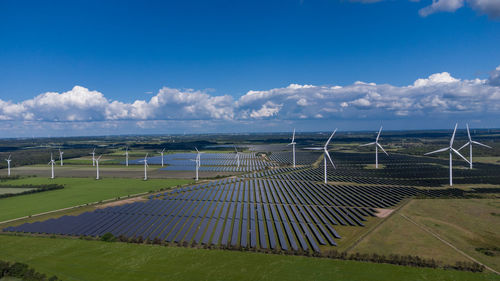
[0,0,499,137]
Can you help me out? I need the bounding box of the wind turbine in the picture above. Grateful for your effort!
[5,154,11,176]
[287,129,297,168]
[458,123,492,169]
[424,123,470,186]
[59,148,64,166]
[125,146,129,167]
[195,147,204,167]
[234,146,241,168]
[305,129,337,184]
[90,148,96,166]
[95,155,102,180]
[360,126,389,168]
[160,148,166,167]
[139,153,148,180]
[48,153,55,179]
[191,157,200,181]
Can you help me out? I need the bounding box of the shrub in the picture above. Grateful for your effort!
[100,232,116,242]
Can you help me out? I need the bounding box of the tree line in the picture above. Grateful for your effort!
[0,184,64,199]
[0,260,61,281]
[93,233,485,273]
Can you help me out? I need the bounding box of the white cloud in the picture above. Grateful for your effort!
[1,66,500,127]
[350,0,500,19]
[419,0,464,17]
[489,65,500,86]
[468,0,500,19]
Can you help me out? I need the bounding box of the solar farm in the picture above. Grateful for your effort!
[0,130,499,280]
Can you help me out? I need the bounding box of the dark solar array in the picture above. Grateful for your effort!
[128,152,276,172]
[4,178,422,252]
[255,152,500,187]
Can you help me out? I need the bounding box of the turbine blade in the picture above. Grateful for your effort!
[471,141,492,149]
[376,126,383,142]
[360,142,376,147]
[97,155,102,161]
[324,128,337,148]
[325,150,336,169]
[457,142,470,151]
[195,147,199,152]
[377,143,388,156]
[452,148,470,164]
[466,123,471,141]
[424,147,449,155]
[450,123,458,146]
[292,129,295,143]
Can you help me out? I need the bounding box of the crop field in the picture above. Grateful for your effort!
[0,177,191,222]
[0,235,497,281]
[0,187,36,195]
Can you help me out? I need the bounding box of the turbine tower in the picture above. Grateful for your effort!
[458,123,492,169]
[95,155,102,180]
[234,146,241,169]
[287,129,297,168]
[48,153,55,179]
[125,146,129,167]
[195,147,204,167]
[424,123,470,186]
[5,154,11,176]
[90,148,96,166]
[305,129,337,184]
[139,153,148,180]
[191,157,200,181]
[59,148,64,166]
[360,126,388,168]
[160,148,166,167]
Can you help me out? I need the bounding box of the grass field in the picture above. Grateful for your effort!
[0,187,36,195]
[0,177,191,222]
[350,199,500,273]
[0,235,497,281]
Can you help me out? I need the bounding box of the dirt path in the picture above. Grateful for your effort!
[400,214,499,275]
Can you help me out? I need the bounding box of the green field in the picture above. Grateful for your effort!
[350,199,500,273]
[0,177,191,222]
[0,187,36,195]
[0,235,497,281]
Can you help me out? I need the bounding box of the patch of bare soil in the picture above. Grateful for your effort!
[96,196,148,209]
[374,208,394,218]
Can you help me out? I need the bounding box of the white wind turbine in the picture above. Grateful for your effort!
[5,154,11,176]
[191,157,200,181]
[90,148,96,166]
[360,126,388,169]
[139,153,149,180]
[160,148,166,167]
[424,123,470,186]
[95,155,102,180]
[195,147,204,167]
[48,153,56,179]
[458,123,492,169]
[59,148,64,166]
[234,146,241,169]
[287,129,297,168]
[125,146,129,167]
[305,129,337,184]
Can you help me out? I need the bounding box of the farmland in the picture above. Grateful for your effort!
[0,235,497,281]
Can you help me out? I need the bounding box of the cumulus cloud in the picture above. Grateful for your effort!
[489,65,500,86]
[1,66,500,126]
[468,0,500,19]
